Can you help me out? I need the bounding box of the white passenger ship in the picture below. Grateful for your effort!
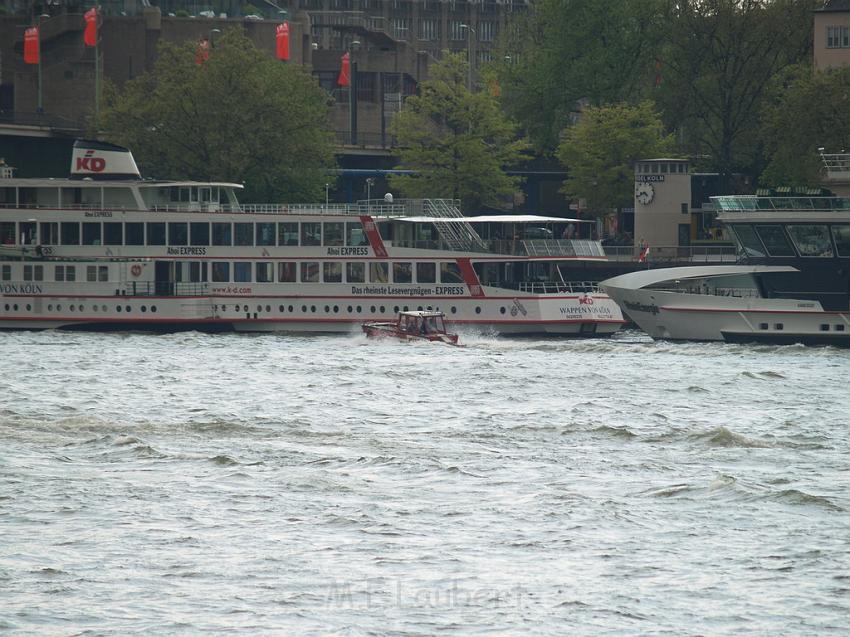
[0,140,624,335]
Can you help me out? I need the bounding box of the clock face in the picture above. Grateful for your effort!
[636,182,655,205]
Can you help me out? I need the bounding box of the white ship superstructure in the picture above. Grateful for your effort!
[0,140,624,335]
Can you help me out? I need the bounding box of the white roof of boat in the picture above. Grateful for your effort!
[600,265,799,289]
[0,177,243,188]
[398,214,586,223]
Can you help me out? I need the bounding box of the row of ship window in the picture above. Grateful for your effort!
[757,322,846,332]
[733,223,850,258]
[3,303,158,313]
[2,221,372,248]
[2,261,466,285]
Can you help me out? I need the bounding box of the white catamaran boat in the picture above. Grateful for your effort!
[601,194,850,345]
[0,140,624,335]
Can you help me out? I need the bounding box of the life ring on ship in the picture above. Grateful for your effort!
[130,264,142,277]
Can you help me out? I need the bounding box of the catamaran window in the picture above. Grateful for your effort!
[40,222,59,245]
[787,225,834,257]
[301,262,319,282]
[278,262,296,282]
[104,223,123,246]
[168,222,188,246]
[82,222,102,246]
[370,262,388,283]
[831,225,850,256]
[256,223,275,246]
[301,223,321,246]
[0,222,15,245]
[347,222,367,246]
[346,262,365,283]
[416,262,436,283]
[1,265,10,280]
[147,222,166,246]
[125,223,144,246]
[754,225,795,257]
[256,262,274,283]
[212,262,230,282]
[440,262,463,283]
[393,262,412,283]
[190,222,210,246]
[23,265,43,281]
[234,223,254,246]
[324,262,343,283]
[323,222,344,246]
[234,262,251,282]
[189,262,208,282]
[212,223,232,246]
[729,225,765,257]
[279,223,299,246]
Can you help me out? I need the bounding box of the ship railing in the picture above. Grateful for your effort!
[123,281,211,296]
[391,238,607,257]
[522,239,606,258]
[604,245,738,263]
[517,281,602,294]
[653,285,761,298]
[712,195,850,212]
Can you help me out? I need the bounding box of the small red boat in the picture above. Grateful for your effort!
[362,310,459,345]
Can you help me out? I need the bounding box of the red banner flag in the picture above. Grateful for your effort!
[276,22,290,61]
[84,7,97,47]
[337,51,350,87]
[195,38,210,66]
[23,26,39,65]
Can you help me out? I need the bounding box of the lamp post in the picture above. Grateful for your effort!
[36,13,49,115]
[349,40,360,145]
[325,183,330,206]
[460,23,476,91]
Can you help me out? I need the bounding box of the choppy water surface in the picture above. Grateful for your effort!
[1,329,849,635]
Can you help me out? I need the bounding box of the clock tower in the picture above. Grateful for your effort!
[633,158,692,254]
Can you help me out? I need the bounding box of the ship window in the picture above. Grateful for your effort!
[754,225,795,257]
[234,262,252,282]
[347,222,367,246]
[125,223,144,246]
[301,261,319,282]
[759,322,768,330]
[256,223,275,246]
[324,262,343,283]
[1,265,10,280]
[346,262,365,283]
[256,262,274,283]
[167,222,188,246]
[190,222,210,246]
[0,222,14,245]
[393,262,412,283]
[831,225,850,256]
[66,266,76,281]
[55,265,65,281]
[211,261,230,282]
[98,266,108,282]
[370,262,388,283]
[278,262,296,282]
[23,265,32,280]
[323,222,344,246]
[61,222,80,246]
[837,324,846,332]
[82,222,102,246]
[775,323,784,330]
[440,262,464,283]
[147,222,166,246]
[417,262,436,283]
[40,222,59,245]
[234,223,254,246]
[301,222,321,246]
[86,265,96,282]
[212,222,232,246]
[787,225,833,257]
[104,222,123,246]
[820,324,830,331]
[279,222,299,246]
[189,262,208,282]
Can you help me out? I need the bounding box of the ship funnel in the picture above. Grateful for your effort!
[70,139,141,180]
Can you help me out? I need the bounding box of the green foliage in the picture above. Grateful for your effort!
[175,9,189,17]
[99,28,335,202]
[760,65,850,187]
[498,0,666,153]
[556,102,674,215]
[388,52,530,213]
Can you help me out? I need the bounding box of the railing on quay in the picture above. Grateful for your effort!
[603,245,738,263]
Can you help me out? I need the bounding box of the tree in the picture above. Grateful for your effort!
[556,102,674,215]
[99,29,335,202]
[657,0,817,180]
[759,65,850,188]
[497,0,667,153]
[388,52,529,213]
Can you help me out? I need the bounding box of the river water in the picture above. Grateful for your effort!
[1,329,849,635]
